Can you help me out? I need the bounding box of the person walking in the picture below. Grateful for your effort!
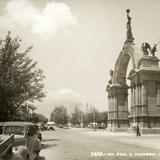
[136,124,141,136]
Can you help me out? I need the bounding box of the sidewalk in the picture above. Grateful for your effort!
[80,128,160,150]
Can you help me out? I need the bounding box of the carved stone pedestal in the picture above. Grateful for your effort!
[107,84,129,132]
[128,56,160,134]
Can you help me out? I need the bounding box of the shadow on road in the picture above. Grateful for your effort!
[41,143,58,149]
[42,138,61,142]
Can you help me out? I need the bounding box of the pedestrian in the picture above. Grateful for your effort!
[136,124,141,136]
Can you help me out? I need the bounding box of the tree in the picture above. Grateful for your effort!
[84,107,99,123]
[50,105,69,126]
[100,111,108,124]
[70,107,84,126]
[31,113,48,123]
[84,112,94,124]
[0,32,45,121]
[84,107,108,125]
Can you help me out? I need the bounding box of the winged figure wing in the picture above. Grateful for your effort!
[145,42,151,51]
[151,44,157,53]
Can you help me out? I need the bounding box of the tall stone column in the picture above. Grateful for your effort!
[133,84,135,112]
[141,82,147,116]
[139,84,141,103]
[136,84,139,116]
[136,84,139,105]
[157,82,160,105]
[125,96,128,119]
[133,84,136,122]
[106,85,129,131]
[114,96,117,119]
[131,86,133,106]
[139,84,142,115]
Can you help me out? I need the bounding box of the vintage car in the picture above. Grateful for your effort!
[0,121,41,160]
[46,122,55,131]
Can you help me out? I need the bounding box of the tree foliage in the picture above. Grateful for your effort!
[0,32,45,121]
[31,113,48,123]
[100,111,108,123]
[84,110,108,124]
[50,105,69,125]
[70,107,84,125]
[70,106,108,126]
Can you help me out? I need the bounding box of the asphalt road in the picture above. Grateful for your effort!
[40,128,160,160]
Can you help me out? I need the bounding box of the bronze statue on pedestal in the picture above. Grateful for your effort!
[126,9,134,43]
[141,42,157,57]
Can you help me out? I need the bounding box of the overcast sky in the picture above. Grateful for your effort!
[0,0,160,118]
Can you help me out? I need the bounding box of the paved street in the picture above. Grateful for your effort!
[40,128,160,160]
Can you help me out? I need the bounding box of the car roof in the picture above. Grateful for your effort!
[0,122,5,126]
[47,122,55,125]
[3,121,36,126]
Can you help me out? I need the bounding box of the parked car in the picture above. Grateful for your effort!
[97,122,106,129]
[41,123,47,131]
[0,121,41,160]
[58,124,63,128]
[47,122,55,131]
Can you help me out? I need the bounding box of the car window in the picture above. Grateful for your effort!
[0,126,3,134]
[4,126,25,135]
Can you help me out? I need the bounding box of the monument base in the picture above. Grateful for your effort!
[107,127,128,132]
[127,128,160,134]
[141,128,160,134]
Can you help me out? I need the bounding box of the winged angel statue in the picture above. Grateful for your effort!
[142,42,157,57]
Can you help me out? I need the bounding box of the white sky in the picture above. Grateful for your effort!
[0,0,160,118]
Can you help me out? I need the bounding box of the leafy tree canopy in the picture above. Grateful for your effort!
[50,105,69,125]
[70,107,84,125]
[31,112,48,123]
[0,32,45,121]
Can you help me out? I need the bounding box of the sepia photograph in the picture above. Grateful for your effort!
[0,0,160,160]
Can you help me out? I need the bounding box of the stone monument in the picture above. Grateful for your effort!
[106,9,160,133]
